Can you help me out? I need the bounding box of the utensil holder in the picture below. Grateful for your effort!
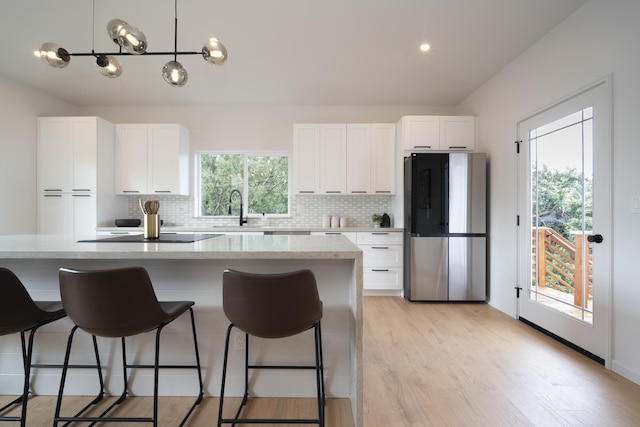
[144,214,160,239]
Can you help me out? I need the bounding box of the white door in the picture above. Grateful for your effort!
[516,78,611,365]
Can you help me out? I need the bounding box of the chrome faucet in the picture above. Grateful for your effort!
[228,189,248,226]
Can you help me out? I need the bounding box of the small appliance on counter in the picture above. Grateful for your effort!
[381,213,391,228]
[115,219,141,227]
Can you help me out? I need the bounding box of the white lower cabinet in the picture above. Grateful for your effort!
[312,230,403,295]
[310,231,357,243]
[358,231,403,295]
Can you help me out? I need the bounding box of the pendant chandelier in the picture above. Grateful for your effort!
[35,0,227,88]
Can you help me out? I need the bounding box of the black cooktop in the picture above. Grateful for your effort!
[79,233,223,243]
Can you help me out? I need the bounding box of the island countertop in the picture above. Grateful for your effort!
[0,233,362,260]
[0,233,364,427]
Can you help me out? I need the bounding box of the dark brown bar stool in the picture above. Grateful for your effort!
[218,269,325,426]
[54,266,204,426]
[0,267,67,426]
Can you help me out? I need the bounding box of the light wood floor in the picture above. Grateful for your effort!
[364,297,640,426]
[3,297,640,426]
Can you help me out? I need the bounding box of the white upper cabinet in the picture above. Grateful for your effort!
[294,123,396,195]
[347,124,371,194]
[320,124,347,194]
[115,124,189,195]
[370,123,396,194]
[37,117,98,192]
[398,116,440,151]
[293,124,321,194]
[440,116,476,150]
[398,115,476,151]
[37,116,126,238]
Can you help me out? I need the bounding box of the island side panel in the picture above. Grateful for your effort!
[0,258,357,402]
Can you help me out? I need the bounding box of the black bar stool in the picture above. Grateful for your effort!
[0,267,67,426]
[218,269,325,426]
[54,266,204,426]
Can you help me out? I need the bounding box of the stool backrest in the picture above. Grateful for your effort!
[0,268,47,335]
[58,266,171,337]
[222,269,322,338]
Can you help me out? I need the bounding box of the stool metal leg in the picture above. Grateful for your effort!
[218,322,325,425]
[53,326,106,427]
[54,310,203,426]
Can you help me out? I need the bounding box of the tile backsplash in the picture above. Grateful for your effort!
[127,195,395,228]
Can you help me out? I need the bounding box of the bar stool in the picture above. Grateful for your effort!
[0,268,67,426]
[218,269,325,426]
[54,266,204,426]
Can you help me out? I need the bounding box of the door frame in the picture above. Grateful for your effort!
[515,75,613,367]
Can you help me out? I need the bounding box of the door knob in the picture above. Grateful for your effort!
[587,234,604,243]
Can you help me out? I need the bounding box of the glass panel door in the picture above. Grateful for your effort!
[530,108,593,323]
[517,79,611,364]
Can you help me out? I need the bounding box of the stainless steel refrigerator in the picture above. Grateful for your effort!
[403,153,487,301]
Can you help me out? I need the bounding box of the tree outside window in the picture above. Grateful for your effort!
[198,153,289,217]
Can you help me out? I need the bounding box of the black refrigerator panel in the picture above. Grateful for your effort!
[405,153,448,236]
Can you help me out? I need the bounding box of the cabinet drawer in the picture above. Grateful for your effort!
[310,231,357,244]
[363,267,402,290]
[357,231,402,245]
[360,244,403,267]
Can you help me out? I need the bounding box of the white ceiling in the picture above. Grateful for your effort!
[0,0,586,108]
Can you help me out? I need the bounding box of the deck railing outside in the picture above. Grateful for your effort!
[532,227,593,307]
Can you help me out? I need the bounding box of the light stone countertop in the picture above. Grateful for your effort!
[96,226,403,233]
[0,233,362,260]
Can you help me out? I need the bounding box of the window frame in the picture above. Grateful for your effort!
[195,150,291,218]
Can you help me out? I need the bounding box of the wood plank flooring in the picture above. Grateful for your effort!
[364,297,640,426]
[3,297,640,426]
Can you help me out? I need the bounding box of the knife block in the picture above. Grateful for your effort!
[144,214,160,239]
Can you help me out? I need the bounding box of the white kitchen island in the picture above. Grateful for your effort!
[0,233,363,426]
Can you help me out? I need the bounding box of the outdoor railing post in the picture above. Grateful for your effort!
[573,232,585,308]
[536,228,548,289]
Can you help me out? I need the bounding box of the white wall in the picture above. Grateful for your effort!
[0,76,78,235]
[458,0,640,384]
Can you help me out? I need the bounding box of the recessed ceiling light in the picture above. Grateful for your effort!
[420,43,431,53]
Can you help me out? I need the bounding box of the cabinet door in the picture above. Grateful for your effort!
[38,194,71,235]
[71,118,98,192]
[371,123,396,194]
[72,193,97,239]
[37,117,73,192]
[149,124,188,194]
[320,124,347,194]
[360,244,403,267]
[400,116,440,151]
[440,116,476,150]
[116,124,148,194]
[364,267,402,291]
[346,124,371,194]
[293,125,320,194]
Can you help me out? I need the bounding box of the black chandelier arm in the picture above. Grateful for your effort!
[68,51,201,57]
